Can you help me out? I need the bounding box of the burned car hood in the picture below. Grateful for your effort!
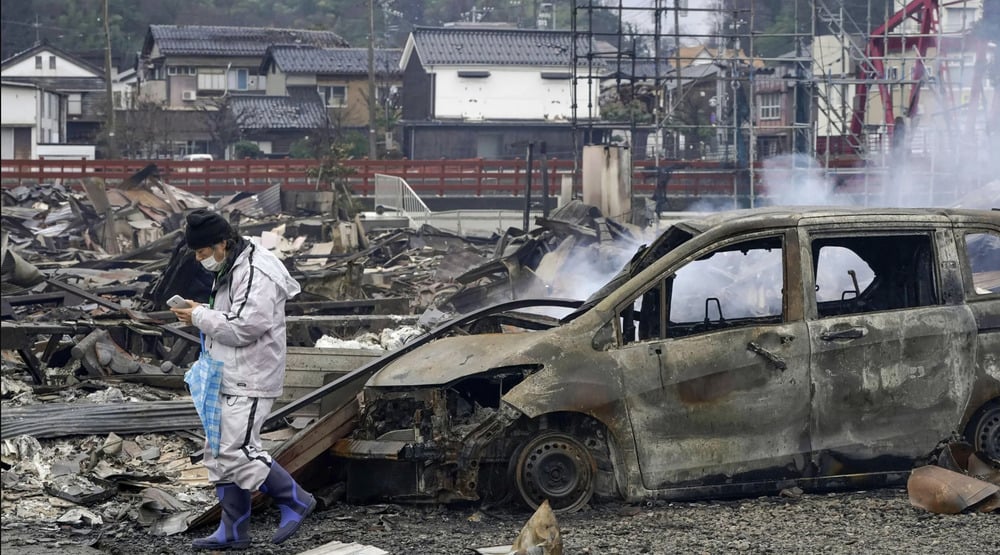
[368,332,555,388]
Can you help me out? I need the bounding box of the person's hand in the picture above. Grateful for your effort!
[170,300,203,325]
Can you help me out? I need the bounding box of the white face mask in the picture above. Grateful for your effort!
[200,249,223,272]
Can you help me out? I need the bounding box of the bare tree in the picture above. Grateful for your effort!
[107,99,174,159]
[198,95,252,159]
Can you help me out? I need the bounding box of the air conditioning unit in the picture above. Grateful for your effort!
[182,90,197,101]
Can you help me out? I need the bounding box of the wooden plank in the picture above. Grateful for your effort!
[286,347,382,372]
[278,347,382,417]
[295,540,388,555]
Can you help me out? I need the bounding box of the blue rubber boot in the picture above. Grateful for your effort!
[259,462,316,544]
[192,483,251,550]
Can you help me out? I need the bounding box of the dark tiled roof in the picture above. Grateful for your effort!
[147,25,349,57]
[229,91,327,130]
[603,59,674,80]
[264,45,401,75]
[410,26,599,66]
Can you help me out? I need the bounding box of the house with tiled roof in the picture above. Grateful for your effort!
[139,25,348,108]
[0,42,108,146]
[260,44,402,131]
[228,89,329,156]
[135,25,349,158]
[398,25,604,159]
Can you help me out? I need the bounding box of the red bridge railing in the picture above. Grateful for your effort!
[1,157,824,198]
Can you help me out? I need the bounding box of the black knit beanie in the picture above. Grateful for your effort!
[185,209,232,249]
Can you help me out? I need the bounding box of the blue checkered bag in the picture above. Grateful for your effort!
[184,333,223,456]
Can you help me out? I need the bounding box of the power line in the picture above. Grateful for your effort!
[1,18,83,34]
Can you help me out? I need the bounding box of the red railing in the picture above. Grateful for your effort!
[0,158,784,198]
[0,158,575,197]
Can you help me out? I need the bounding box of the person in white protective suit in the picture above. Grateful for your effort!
[171,208,314,550]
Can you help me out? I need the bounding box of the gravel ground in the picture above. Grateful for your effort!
[3,488,996,554]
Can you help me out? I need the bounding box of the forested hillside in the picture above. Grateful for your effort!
[1,0,896,66]
[1,0,555,63]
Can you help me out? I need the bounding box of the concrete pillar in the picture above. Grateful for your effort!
[582,144,631,219]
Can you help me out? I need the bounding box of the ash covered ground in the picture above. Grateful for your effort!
[3,489,996,554]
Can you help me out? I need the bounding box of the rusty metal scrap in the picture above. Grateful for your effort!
[907,465,999,514]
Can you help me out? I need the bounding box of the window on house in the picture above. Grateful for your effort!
[68,93,82,116]
[228,68,248,91]
[49,56,56,69]
[197,68,226,91]
[35,56,42,69]
[886,67,900,80]
[758,136,782,158]
[167,66,197,75]
[174,140,211,157]
[319,85,347,107]
[759,93,781,120]
[943,7,977,33]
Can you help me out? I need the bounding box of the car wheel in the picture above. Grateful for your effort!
[514,431,596,513]
[965,399,1000,462]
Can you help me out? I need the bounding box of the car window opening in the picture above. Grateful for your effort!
[812,234,938,318]
[619,236,784,345]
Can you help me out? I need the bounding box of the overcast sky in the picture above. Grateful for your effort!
[617,0,717,42]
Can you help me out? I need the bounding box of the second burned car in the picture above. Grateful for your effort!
[333,207,1000,512]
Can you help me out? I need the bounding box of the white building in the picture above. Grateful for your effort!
[1,81,64,159]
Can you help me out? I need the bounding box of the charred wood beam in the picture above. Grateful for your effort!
[44,279,199,345]
[3,325,47,384]
[290,231,407,273]
[286,297,408,316]
[2,285,146,309]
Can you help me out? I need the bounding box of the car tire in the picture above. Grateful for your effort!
[964,399,1000,462]
[514,431,596,513]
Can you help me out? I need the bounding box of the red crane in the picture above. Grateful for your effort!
[848,0,993,154]
[849,0,941,149]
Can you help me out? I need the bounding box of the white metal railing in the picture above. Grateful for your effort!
[410,210,532,236]
[373,173,432,224]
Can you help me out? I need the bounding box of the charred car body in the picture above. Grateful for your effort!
[333,207,1000,512]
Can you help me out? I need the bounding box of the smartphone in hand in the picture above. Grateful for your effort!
[167,295,191,309]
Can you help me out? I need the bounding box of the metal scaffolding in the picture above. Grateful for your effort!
[569,0,997,207]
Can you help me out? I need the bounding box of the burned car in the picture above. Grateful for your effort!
[333,207,1000,512]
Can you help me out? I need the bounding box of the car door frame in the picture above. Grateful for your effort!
[800,220,978,475]
[606,227,814,490]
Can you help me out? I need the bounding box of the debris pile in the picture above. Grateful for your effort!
[2,171,648,547]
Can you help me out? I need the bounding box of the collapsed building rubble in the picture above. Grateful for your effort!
[2,169,645,545]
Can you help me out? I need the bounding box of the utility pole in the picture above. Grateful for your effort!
[103,0,117,158]
[367,0,378,160]
[523,142,535,231]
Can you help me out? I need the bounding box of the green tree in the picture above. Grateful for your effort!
[233,140,263,159]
